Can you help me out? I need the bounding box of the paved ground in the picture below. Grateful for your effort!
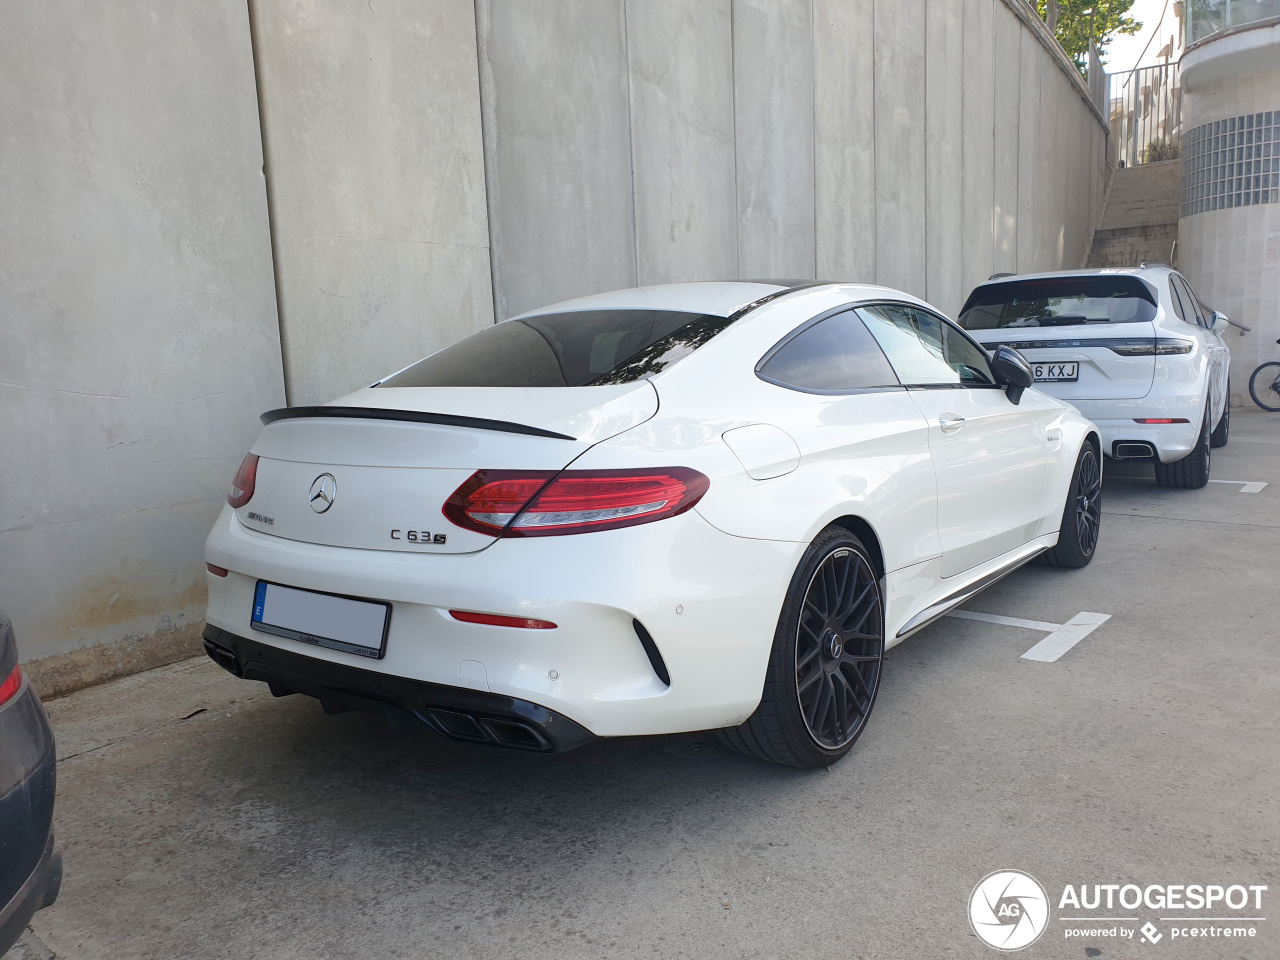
[9,410,1280,960]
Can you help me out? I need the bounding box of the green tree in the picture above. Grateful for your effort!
[1037,0,1142,74]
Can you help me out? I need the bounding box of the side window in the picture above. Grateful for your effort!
[1167,278,1191,324]
[939,317,997,385]
[758,309,900,393]
[1177,276,1207,327]
[857,304,995,386]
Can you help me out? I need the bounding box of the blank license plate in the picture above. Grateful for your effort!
[251,581,391,659]
[1033,361,1078,382]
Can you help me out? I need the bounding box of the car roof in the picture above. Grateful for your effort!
[510,280,935,322]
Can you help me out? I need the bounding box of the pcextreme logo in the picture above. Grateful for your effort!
[969,870,1050,951]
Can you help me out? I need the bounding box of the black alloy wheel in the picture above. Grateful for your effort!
[794,547,883,750]
[1038,441,1102,569]
[1073,446,1102,557]
[719,527,885,768]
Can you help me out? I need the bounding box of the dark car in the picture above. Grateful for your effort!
[0,612,61,954]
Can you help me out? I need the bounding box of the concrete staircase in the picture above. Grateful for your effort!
[1086,160,1182,268]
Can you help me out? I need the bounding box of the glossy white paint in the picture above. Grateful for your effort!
[206,282,1099,738]
[964,266,1231,465]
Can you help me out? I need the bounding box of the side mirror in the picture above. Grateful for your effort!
[990,345,1034,405]
[1210,311,1229,334]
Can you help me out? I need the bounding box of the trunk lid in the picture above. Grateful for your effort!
[237,383,657,554]
[968,324,1157,401]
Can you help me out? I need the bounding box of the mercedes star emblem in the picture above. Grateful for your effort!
[308,473,337,514]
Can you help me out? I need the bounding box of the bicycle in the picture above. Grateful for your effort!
[1249,339,1280,411]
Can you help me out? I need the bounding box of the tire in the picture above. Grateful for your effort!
[1210,387,1230,448]
[1153,406,1211,489]
[1249,361,1280,412]
[1036,441,1102,569]
[719,526,884,768]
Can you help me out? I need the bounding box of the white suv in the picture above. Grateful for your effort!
[958,266,1231,488]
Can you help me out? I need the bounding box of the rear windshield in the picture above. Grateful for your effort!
[377,309,734,388]
[958,276,1158,329]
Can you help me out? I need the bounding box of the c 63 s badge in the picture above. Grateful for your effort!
[392,530,447,544]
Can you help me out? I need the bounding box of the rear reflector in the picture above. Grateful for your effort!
[227,453,259,508]
[443,468,710,537]
[206,563,229,577]
[1133,418,1190,424]
[449,610,558,630]
[0,664,23,707]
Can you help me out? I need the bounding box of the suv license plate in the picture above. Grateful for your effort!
[251,581,391,659]
[1033,361,1078,382]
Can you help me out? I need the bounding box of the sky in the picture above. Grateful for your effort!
[1102,0,1182,74]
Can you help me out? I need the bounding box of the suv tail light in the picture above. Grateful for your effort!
[444,468,710,537]
[0,664,23,707]
[1109,338,1196,356]
[228,453,259,508]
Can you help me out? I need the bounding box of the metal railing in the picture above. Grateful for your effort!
[1186,0,1280,45]
[1111,62,1182,167]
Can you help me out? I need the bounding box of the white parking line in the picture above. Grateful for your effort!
[945,609,1061,632]
[944,609,1112,662]
[1208,479,1268,493]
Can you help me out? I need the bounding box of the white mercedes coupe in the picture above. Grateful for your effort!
[203,281,1101,768]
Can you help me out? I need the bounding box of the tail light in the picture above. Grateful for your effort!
[228,453,259,508]
[1109,338,1195,356]
[444,468,710,537]
[0,664,22,707]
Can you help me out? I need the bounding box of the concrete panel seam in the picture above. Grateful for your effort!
[620,0,641,288]
[245,0,291,405]
[731,0,740,277]
[472,0,500,325]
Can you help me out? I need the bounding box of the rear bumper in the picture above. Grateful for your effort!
[0,673,60,958]
[204,504,800,737]
[0,749,61,956]
[203,624,595,753]
[1063,397,1205,463]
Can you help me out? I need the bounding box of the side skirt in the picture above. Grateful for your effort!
[888,536,1057,645]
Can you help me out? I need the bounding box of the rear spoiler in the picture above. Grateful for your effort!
[259,406,576,441]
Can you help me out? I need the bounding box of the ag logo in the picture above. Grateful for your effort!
[969,870,1049,951]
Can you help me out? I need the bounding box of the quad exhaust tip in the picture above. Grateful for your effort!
[421,708,553,752]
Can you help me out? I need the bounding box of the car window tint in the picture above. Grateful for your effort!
[958,276,1158,327]
[857,305,961,385]
[377,309,736,388]
[758,310,900,392]
[938,317,997,385]
[1177,276,1206,327]
[1167,277,1190,323]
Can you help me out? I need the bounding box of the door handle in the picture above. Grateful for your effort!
[938,415,966,433]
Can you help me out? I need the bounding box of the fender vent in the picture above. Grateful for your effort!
[632,619,671,687]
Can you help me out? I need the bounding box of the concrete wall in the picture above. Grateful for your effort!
[479,0,1110,322]
[1178,53,1280,400]
[0,1,283,692]
[252,0,493,406]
